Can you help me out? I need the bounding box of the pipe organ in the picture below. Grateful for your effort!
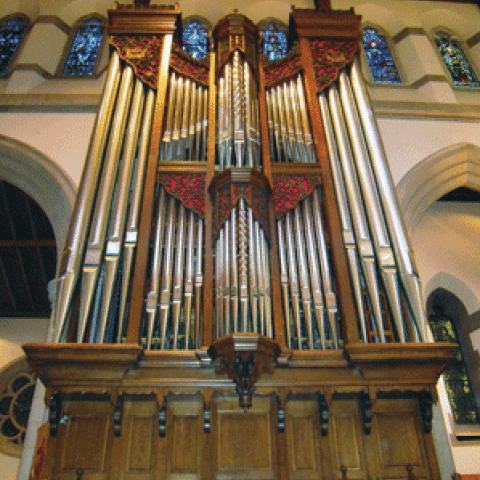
[24,3,456,480]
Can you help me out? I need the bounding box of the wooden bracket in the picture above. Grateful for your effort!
[204,402,211,433]
[358,391,372,435]
[276,395,286,433]
[49,392,62,437]
[317,392,329,436]
[113,394,124,437]
[159,397,168,437]
[417,390,433,434]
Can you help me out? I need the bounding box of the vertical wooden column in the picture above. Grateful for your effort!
[292,9,361,345]
[202,35,217,347]
[107,5,182,344]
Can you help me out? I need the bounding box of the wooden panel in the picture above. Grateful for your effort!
[54,401,112,480]
[329,400,368,480]
[214,396,276,480]
[121,400,157,480]
[167,396,204,480]
[285,399,322,480]
[366,399,431,480]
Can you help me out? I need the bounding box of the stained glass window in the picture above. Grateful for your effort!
[435,31,479,88]
[182,20,208,61]
[260,22,288,62]
[62,18,105,76]
[0,16,28,77]
[429,306,480,424]
[362,27,401,84]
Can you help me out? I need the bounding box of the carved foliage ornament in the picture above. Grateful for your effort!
[309,39,359,92]
[272,174,322,219]
[170,45,209,86]
[109,35,163,89]
[263,47,302,88]
[157,172,206,218]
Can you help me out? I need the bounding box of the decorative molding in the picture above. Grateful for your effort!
[393,27,427,44]
[49,391,62,437]
[277,396,285,432]
[358,391,372,435]
[113,394,124,437]
[318,392,329,436]
[467,31,480,48]
[35,15,71,35]
[203,403,211,433]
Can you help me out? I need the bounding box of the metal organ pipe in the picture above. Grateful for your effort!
[349,58,426,341]
[53,51,122,343]
[316,64,423,343]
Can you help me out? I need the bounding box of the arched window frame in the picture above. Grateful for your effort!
[181,16,211,61]
[0,14,31,78]
[57,14,107,78]
[361,24,402,85]
[432,28,480,89]
[257,18,288,62]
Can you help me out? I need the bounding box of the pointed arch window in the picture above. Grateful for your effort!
[62,17,105,76]
[435,31,479,88]
[259,21,288,62]
[182,19,208,61]
[362,27,401,84]
[428,305,480,425]
[0,16,29,77]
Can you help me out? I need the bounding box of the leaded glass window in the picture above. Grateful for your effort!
[260,22,287,62]
[362,27,401,84]
[62,18,105,76]
[429,306,480,424]
[0,16,28,77]
[182,20,208,61]
[435,31,479,88]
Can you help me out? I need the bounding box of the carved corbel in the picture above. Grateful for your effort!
[208,333,280,411]
[417,390,434,434]
[113,394,125,437]
[358,391,372,435]
[158,396,168,437]
[49,392,62,437]
[317,392,329,436]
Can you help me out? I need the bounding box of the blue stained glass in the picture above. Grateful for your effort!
[0,17,28,77]
[363,28,401,84]
[435,32,479,88]
[63,18,104,76]
[182,21,208,60]
[261,23,287,62]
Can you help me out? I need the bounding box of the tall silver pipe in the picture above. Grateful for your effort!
[261,230,273,337]
[277,219,292,347]
[159,197,177,348]
[53,51,122,343]
[172,204,187,348]
[350,58,424,341]
[183,211,196,349]
[328,84,386,342]
[282,82,298,162]
[77,65,135,343]
[284,213,303,348]
[318,90,368,342]
[254,220,266,336]
[238,199,249,331]
[248,208,259,332]
[178,79,192,159]
[276,84,292,161]
[289,79,306,163]
[216,229,224,338]
[195,86,204,162]
[97,78,146,343]
[293,207,314,349]
[230,208,239,331]
[161,72,177,161]
[296,75,315,163]
[338,70,407,343]
[146,188,167,349]
[223,219,231,333]
[202,87,208,161]
[194,218,203,346]
[116,88,156,343]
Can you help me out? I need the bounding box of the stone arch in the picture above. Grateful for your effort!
[396,142,480,237]
[424,272,480,317]
[0,135,75,267]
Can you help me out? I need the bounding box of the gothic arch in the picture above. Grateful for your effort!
[425,273,480,317]
[396,142,480,236]
[0,135,75,264]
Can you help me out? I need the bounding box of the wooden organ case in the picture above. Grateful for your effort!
[24,2,456,480]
